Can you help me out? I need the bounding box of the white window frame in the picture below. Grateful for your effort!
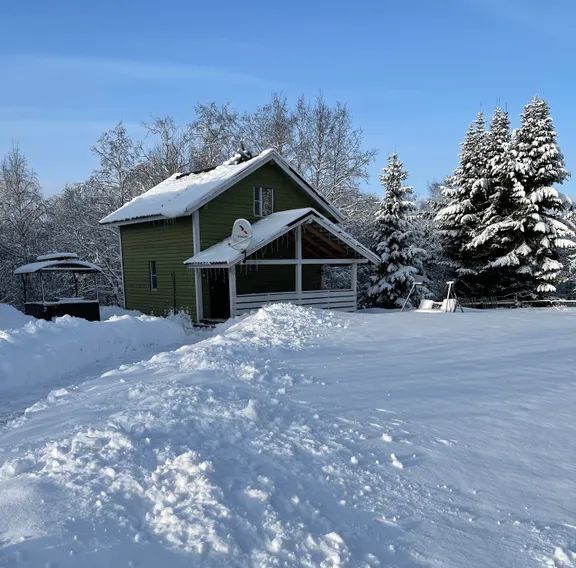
[253,186,274,217]
[149,260,158,290]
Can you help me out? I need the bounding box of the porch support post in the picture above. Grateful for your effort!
[351,263,358,310]
[192,210,203,322]
[295,225,302,298]
[40,272,45,304]
[22,274,27,303]
[228,265,237,318]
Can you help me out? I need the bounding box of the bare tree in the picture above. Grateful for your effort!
[138,116,196,184]
[239,93,295,155]
[0,146,46,304]
[188,102,240,168]
[291,95,376,211]
[45,125,144,304]
[91,122,143,207]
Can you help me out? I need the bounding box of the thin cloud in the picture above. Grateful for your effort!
[0,53,281,89]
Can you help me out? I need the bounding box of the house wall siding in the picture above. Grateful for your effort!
[199,163,329,249]
[120,217,196,318]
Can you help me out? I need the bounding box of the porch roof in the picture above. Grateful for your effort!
[183,207,379,268]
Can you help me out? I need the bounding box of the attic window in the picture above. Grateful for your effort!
[254,187,274,217]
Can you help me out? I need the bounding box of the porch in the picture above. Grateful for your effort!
[184,208,378,321]
[199,259,360,320]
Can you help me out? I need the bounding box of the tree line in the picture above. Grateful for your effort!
[0,94,376,306]
[0,94,574,310]
[368,97,576,307]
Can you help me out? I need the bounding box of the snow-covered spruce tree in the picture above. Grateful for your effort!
[465,107,520,293]
[435,113,490,290]
[491,97,574,294]
[560,205,576,296]
[368,153,428,308]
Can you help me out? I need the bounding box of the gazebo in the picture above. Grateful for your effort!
[14,252,103,321]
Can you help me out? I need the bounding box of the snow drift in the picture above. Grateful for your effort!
[0,313,188,402]
[0,304,35,331]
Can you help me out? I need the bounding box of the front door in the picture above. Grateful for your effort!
[204,269,230,320]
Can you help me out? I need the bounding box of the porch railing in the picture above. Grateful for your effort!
[233,288,357,315]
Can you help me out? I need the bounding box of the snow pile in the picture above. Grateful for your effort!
[0,305,575,567]
[0,303,34,331]
[222,302,345,349]
[100,304,143,319]
[0,305,366,567]
[0,314,187,401]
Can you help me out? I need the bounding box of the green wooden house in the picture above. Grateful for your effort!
[100,149,378,321]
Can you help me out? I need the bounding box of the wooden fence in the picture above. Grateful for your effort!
[460,296,576,309]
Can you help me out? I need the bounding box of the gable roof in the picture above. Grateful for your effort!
[183,207,379,268]
[100,149,343,225]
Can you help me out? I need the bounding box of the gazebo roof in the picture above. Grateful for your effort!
[14,253,103,275]
[36,252,79,261]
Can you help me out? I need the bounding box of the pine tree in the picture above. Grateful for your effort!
[435,113,489,288]
[465,107,519,293]
[494,97,574,294]
[368,153,427,308]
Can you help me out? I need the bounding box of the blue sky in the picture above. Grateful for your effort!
[0,0,574,197]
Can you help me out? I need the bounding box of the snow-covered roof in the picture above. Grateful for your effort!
[100,149,343,225]
[14,259,103,275]
[184,208,379,267]
[36,252,79,261]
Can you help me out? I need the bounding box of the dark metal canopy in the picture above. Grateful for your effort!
[14,253,103,275]
[15,253,103,321]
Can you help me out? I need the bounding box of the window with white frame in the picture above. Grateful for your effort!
[253,187,274,217]
[149,260,158,290]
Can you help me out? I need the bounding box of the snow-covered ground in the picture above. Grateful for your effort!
[0,305,201,421]
[0,305,575,567]
[0,304,35,331]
